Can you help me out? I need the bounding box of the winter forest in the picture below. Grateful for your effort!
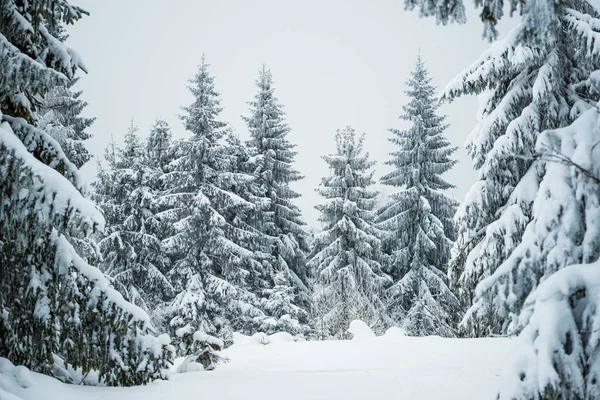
[2,0,600,399]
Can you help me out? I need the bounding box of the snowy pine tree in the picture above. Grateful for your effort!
[309,127,391,339]
[93,121,174,319]
[164,57,271,346]
[146,119,174,173]
[0,0,173,385]
[430,0,600,337]
[406,0,600,397]
[36,77,94,169]
[219,132,301,335]
[491,101,600,399]
[376,54,460,337]
[243,66,312,329]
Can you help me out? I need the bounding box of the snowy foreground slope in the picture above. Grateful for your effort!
[1,333,513,400]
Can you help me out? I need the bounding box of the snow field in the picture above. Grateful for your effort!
[1,332,514,400]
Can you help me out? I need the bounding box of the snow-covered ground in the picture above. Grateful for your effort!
[1,332,514,400]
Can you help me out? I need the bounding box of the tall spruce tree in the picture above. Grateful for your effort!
[309,127,391,339]
[376,54,460,337]
[220,132,304,336]
[243,65,312,332]
[0,0,173,385]
[406,0,600,396]
[93,121,174,318]
[142,118,181,331]
[165,57,270,346]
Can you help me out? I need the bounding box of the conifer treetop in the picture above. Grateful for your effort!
[180,55,228,142]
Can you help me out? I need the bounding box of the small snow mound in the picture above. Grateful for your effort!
[383,327,407,339]
[269,332,295,344]
[14,366,33,388]
[233,331,300,347]
[0,358,15,374]
[232,332,250,346]
[347,320,375,340]
[251,332,271,345]
[175,356,204,374]
[231,332,270,346]
[0,388,24,400]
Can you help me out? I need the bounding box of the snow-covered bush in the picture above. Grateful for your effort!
[175,326,224,354]
[173,328,228,372]
[347,320,376,340]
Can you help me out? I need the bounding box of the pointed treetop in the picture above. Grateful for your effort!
[180,55,227,141]
[255,64,276,95]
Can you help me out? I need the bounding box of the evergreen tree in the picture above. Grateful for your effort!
[406,0,600,396]
[164,57,268,345]
[376,54,460,337]
[486,103,600,399]
[308,127,391,339]
[243,65,312,323]
[142,118,180,331]
[146,119,174,172]
[93,121,174,318]
[220,132,300,335]
[37,78,94,170]
[432,0,598,337]
[0,0,173,385]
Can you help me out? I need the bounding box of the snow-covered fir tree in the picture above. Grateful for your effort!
[219,132,309,336]
[406,0,600,396]
[491,101,600,399]
[93,121,174,319]
[141,118,181,331]
[308,127,391,339]
[432,0,599,337]
[164,57,272,346]
[37,77,94,169]
[146,119,174,173]
[0,0,173,385]
[243,66,312,325]
[376,54,460,337]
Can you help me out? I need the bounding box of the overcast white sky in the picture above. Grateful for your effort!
[68,0,516,229]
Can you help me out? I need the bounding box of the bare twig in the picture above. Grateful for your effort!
[537,143,600,185]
